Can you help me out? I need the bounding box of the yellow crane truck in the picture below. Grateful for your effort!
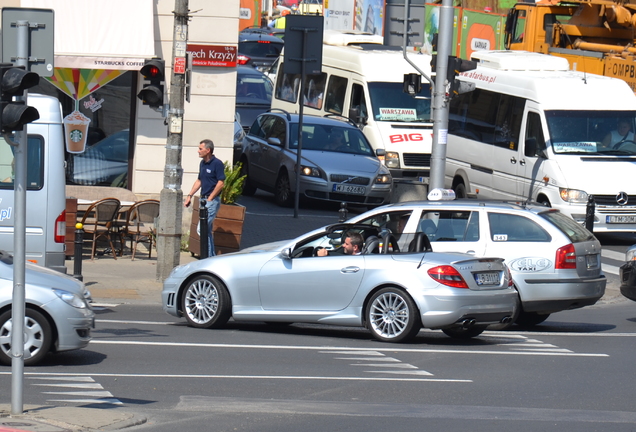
[504,0,636,92]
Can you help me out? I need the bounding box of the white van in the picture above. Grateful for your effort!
[0,94,67,272]
[271,30,434,181]
[445,50,636,233]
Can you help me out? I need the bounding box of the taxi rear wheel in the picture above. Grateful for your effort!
[181,275,231,329]
[366,288,421,343]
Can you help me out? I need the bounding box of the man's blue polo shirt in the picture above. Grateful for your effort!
[199,156,226,197]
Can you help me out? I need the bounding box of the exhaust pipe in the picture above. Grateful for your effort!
[501,316,512,324]
[461,319,476,329]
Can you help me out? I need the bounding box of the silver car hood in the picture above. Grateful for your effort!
[300,150,380,174]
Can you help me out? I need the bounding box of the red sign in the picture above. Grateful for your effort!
[174,57,186,74]
[186,44,237,67]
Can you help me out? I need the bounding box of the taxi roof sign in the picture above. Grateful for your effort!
[427,188,456,201]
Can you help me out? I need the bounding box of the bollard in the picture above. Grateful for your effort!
[199,198,209,259]
[338,202,348,222]
[73,222,84,281]
[585,195,595,233]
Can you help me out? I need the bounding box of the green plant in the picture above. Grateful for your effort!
[221,161,246,205]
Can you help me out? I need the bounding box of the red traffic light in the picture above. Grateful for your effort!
[140,59,165,81]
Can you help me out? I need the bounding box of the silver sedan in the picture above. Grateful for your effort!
[0,251,94,365]
[163,224,519,342]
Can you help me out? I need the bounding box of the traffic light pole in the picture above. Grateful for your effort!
[156,0,188,281]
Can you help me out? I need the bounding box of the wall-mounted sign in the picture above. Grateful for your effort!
[174,57,186,74]
[186,44,236,67]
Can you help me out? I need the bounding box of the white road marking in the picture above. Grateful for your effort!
[366,370,434,376]
[336,357,401,362]
[47,398,123,405]
[89,340,608,357]
[602,264,620,275]
[28,375,122,405]
[350,363,417,369]
[602,249,626,261]
[34,383,104,389]
[42,390,114,397]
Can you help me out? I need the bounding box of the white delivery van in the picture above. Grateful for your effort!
[271,30,434,181]
[0,94,67,271]
[445,50,636,233]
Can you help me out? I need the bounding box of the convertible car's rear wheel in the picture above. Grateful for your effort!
[515,311,550,327]
[366,288,421,343]
[442,326,485,339]
[0,309,52,366]
[182,275,231,329]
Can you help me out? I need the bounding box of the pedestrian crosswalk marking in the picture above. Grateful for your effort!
[29,375,122,405]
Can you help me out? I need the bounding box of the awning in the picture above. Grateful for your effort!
[21,0,155,70]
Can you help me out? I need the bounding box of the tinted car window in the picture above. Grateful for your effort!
[417,211,475,242]
[249,115,274,138]
[488,212,551,242]
[539,210,595,243]
[238,41,283,58]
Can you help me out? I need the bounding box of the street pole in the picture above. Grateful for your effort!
[156,0,188,281]
[429,0,454,191]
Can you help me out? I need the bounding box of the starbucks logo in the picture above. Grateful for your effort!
[70,129,83,143]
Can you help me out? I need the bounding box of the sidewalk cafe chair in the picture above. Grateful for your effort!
[79,197,121,260]
[122,199,160,260]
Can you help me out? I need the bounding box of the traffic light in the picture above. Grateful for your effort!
[0,63,40,134]
[430,55,478,97]
[403,73,422,96]
[137,58,165,109]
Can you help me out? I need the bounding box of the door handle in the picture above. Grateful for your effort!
[465,250,476,255]
[519,159,526,166]
[510,157,517,164]
[341,266,360,273]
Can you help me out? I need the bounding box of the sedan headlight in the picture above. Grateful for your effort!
[559,188,588,203]
[53,289,89,309]
[626,245,636,261]
[384,151,400,169]
[300,165,321,178]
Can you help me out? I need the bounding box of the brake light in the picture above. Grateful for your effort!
[237,54,250,65]
[257,40,271,44]
[427,265,468,288]
[555,243,576,269]
[54,210,66,243]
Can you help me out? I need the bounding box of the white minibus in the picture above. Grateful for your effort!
[0,94,67,271]
[271,30,434,181]
[445,50,636,233]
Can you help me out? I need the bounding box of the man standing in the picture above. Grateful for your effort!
[184,139,225,256]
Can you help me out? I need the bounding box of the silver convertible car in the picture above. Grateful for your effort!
[163,224,519,342]
[0,251,94,365]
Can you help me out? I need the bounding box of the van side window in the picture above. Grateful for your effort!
[524,112,546,157]
[275,66,300,103]
[494,95,525,151]
[350,84,368,122]
[304,73,327,109]
[0,136,43,190]
[488,213,551,242]
[324,75,348,115]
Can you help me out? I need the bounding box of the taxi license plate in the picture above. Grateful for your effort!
[607,215,636,224]
[474,272,500,286]
[333,184,366,195]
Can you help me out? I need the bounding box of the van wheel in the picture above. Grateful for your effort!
[538,197,551,207]
[275,172,293,207]
[240,162,256,196]
[454,183,467,198]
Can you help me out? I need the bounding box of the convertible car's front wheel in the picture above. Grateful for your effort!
[0,308,52,366]
[182,275,231,329]
[366,288,421,343]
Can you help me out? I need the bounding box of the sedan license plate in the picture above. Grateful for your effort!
[333,184,366,195]
[474,272,500,286]
[606,215,636,224]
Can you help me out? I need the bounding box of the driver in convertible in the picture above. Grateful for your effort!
[317,231,363,256]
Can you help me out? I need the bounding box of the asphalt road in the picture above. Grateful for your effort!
[2,300,636,431]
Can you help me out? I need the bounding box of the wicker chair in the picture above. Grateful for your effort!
[122,199,160,260]
[79,198,121,260]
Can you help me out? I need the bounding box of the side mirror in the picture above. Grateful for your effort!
[281,248,292,259]
[267,137,282,146]
[349,107,367,126]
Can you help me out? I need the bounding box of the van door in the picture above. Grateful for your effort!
[519,108,548,202]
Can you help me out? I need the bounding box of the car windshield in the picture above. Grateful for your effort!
[545,110,636,155]
[367,82,432,123]
[539,209,596,242]
[236,73,273,104]
[289,123,375,156]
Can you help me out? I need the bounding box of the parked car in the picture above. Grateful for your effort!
[239,113,392,207]
[240,26,285,40]
[235,66,273,133]
[347,199,606,326]
[0,251,94,365]
[67,129,129,187]
[238,32,284,71]
[162,223,518,342]
[620,245,636,301]
[233,113,246,165]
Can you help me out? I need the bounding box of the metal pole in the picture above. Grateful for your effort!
[585,195,595,232]
[11,19,29,416]
[293,29,308,219]
[199,198,209,259]
[73,223,84,280]
[429,0,455,191]
[157,0,188,281]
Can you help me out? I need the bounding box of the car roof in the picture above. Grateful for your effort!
[237,65,269,77]
[239,32,284,43]
[371,199,554,215]
[265,112,359,129]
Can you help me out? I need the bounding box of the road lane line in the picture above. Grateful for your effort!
[602,249,626,261]
[89,340,608,357]
[602,264,620,275]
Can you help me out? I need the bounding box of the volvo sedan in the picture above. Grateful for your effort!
[163,223,518,342]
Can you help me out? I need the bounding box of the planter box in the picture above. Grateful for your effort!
[188,198,246,256]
